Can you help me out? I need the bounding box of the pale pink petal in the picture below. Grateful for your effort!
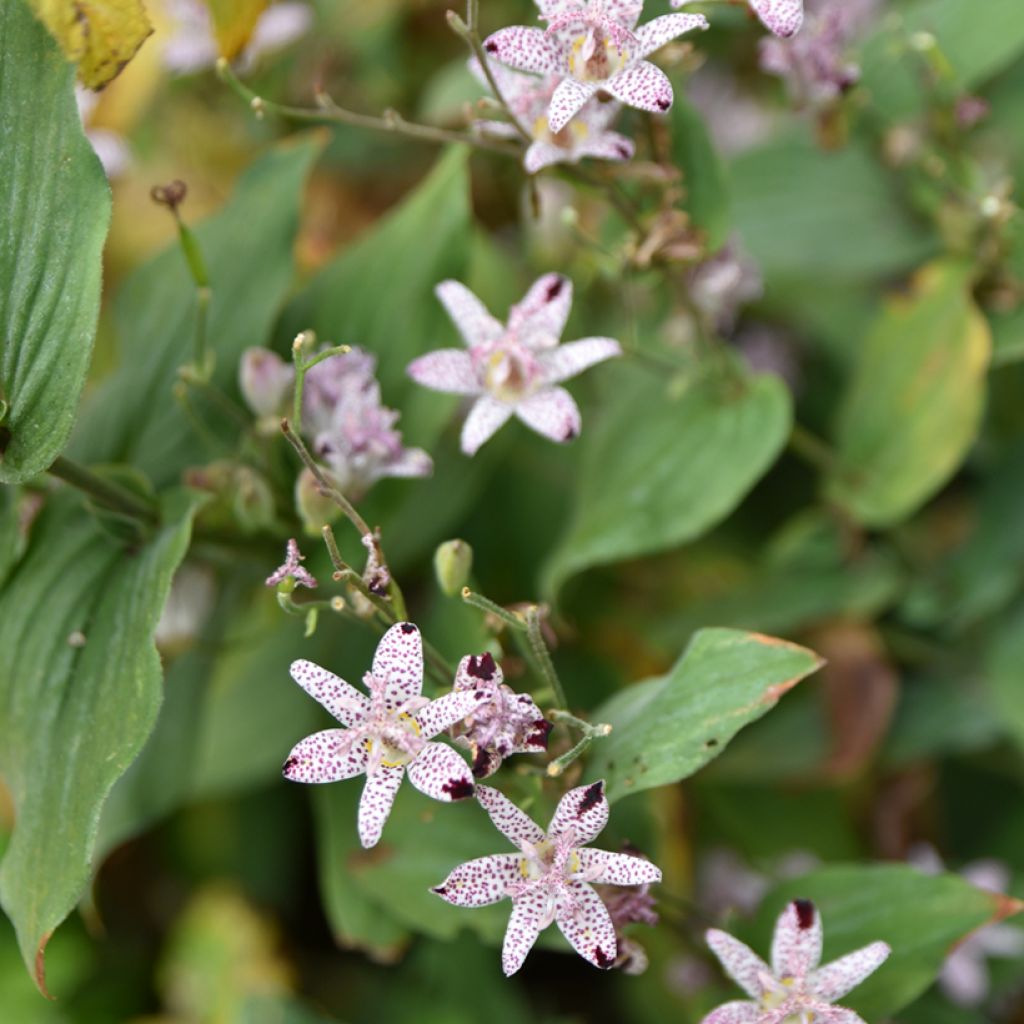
[357,765,404,848]
[382,447,433,479]
[514,386,581,444]
[771,899,823,980]
[508,273,573,345]
[435,280,504,347]
[748,0,804,37]
[699,1001,761,1024]
[604,61,674,114]
[811,941,890,1002]
[454,652,504,691]
[549,780,609,844]
[415,689,488,738]
[407,349,480,395]
[289,659,369,726]
[431,853,522,907]
[577,848,662,886]
[524,141,569,174]
[634,13,708,59]
[555,881,617,969]
[372,622,424,709]
[503,890,549,975]
[706,928,771,1000]
[575,131,635,164]
[549,77,600,133]
[484,26,565,75]
[406,741,476,801]
[461,395,514,455]
[538,337,621,385]
[979,922,1024,957]
[476,784,547,849]
[282,729,368,784]
[940,947,990,1007]
[813,1009,868,1024]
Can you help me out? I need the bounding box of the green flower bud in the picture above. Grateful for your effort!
[434,539,473,596]
[295,467,341,537]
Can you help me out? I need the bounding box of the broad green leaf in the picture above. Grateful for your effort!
[543,365,791,596]
[986,605,1024,754]
[73,135,323,488]
[746,865,1024,1020]
[586,628,824,803]
[671,96,730,251]
[826,262,991,527]
[0,0,110,483]
[0,489,202,992]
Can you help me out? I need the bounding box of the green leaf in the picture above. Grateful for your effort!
[986,604,1024,754]
[0,0,110,483]
[826,262,991,527]
[671,96,731,251]
[586,628,824,803]
[0,488,202,993]
[543,365,791,596]
[745,865,1024,1020]
[73,135,324,487]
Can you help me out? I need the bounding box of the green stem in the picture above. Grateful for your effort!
[48,456,158,524]
[461,587,527,631]
[789,423,840,475]
[526,606,568,709]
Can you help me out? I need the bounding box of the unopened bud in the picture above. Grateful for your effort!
[295,467,341,537]
[150,179,187,213]
[434,539,474,596]
[232,466,276,533]
[292,330,316,359]
[239,347,295,419]
[446,9,469,36]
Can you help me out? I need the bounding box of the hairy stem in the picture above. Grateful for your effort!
[48,456,158,524]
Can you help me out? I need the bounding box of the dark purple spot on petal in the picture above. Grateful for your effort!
[431,885,448,896]
[655,97,671,111]
[400,623,417,634]
[794,899,815,930]
[474,690,486,700]
[485,40,498,53]
[471,747,493,778]
[529,719,554,748]
[443,778,474,800]
[467,652,497,680]
[578,781,603,816]
[282,756,298,777]
[563,424,578,441]
[594,946,614,969]
[614,143,631,159]
[545,277,565,301]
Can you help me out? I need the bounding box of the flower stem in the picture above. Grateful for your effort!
[461,587,527,631]
[789,422,841,475]
[48,456,158,524]
[525,605,568,709]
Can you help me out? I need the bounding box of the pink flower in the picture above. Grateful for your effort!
[266,537,318,589]
[678,0,804,38]
[703,899,890,1024]
[407,274,621,454]
[470,60,635,174]
[484,3,707,132]
[431,781,662,975]
[239,347,295,419]
[282,623,488,848]
[449,653,552,777]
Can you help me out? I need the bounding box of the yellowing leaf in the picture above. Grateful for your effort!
[29,0,154,89]
[204,0,268,60]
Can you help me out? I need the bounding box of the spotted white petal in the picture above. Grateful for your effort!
[406,741,476,801]
[699,1001,761,1024]
[549,780,609,844]
[415,689,489,739]
[771,899,823,980]
[289,659,370,726]
[502,889,549,975]
[634,12,708,60]
[382,447,433,479]
[508,273,573,346]
[524,140,570,175]
[373,622,424,709]
[604,60,674,114]
[811,1009,868,1024]
[575,131,635,164]
[539,337,621,385]
[706,928,771,1000]
[811,941,890,1002]
[407,349,481,395]
[555,880,617,969]
[435,280,504,347]
[454,652,504,691]
[476,784,547,849]
[748,0,804,37]
[282,729,368,784]
[549,77,600,133]
[461,395,514,455]
[577,848,662,886]
[484,26,566,75]
[357,764,404,848]
[514,386,581,444]
[431,852,523,907]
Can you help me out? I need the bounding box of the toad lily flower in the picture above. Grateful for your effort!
[484,4,708,132]
[407,274,621,455]
[431,781,662,975]
[282,623,488,848]
[703,899,890,1024]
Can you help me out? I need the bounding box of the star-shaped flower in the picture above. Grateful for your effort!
[431,781,662,975]
[449,652,553,777]
[672,0,803,38]
[266,538,318,589]
[485,2,708,132]
[282,623,487,848]
[407,274,621,455]
[703,899,890,1024]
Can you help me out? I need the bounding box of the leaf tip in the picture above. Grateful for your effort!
[34,930,54,999]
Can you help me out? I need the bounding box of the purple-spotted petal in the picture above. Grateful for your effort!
[576,131,635,164]
[357,765,404,848]
[699,1001,761,1024]
[406,741,475,801]
[524,140,569,174]
[435,280,504,347]
[484,26,565,75]
[771,899,823,980]
[382,447,433,479]
[415,689,489,739]
[461,395,514,455]
[577,848,662,886]
[508,273,573,346]
[502,890,549,976]
[748,0,804,37]
[634,12,708,59]
[289,659,370,726]
[454,652,504,690]
[514,386,581,444]
[407,348,480,395]
[812,1009,868,1024]
[604,60,674,114]
[549,77,600,133]
[476,784,547,849]
[539,337,621,385]
[372,622,424,709]
[811,941,891,1002]
[555,881,617,969]
[706,928,771,1000]
[282,729,368,784]
[431,852,522,907]
[549,780,609,843]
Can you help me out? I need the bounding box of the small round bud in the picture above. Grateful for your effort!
[434,539,474,596]
[150,179,187,212]
[295,467,341,537]
[239,347,294,419]
[909,30,936,52]
[232,466,276,534]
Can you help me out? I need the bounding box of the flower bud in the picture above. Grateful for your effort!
[239,347,294,419]
[232,466,276,534]
[294,467,341,537]
[434,539,473,596]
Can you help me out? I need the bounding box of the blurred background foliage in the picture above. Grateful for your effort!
[3,0,1024,1020]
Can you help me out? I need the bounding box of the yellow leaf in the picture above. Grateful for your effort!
[29,0,154,89]
[204,0,268,61]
